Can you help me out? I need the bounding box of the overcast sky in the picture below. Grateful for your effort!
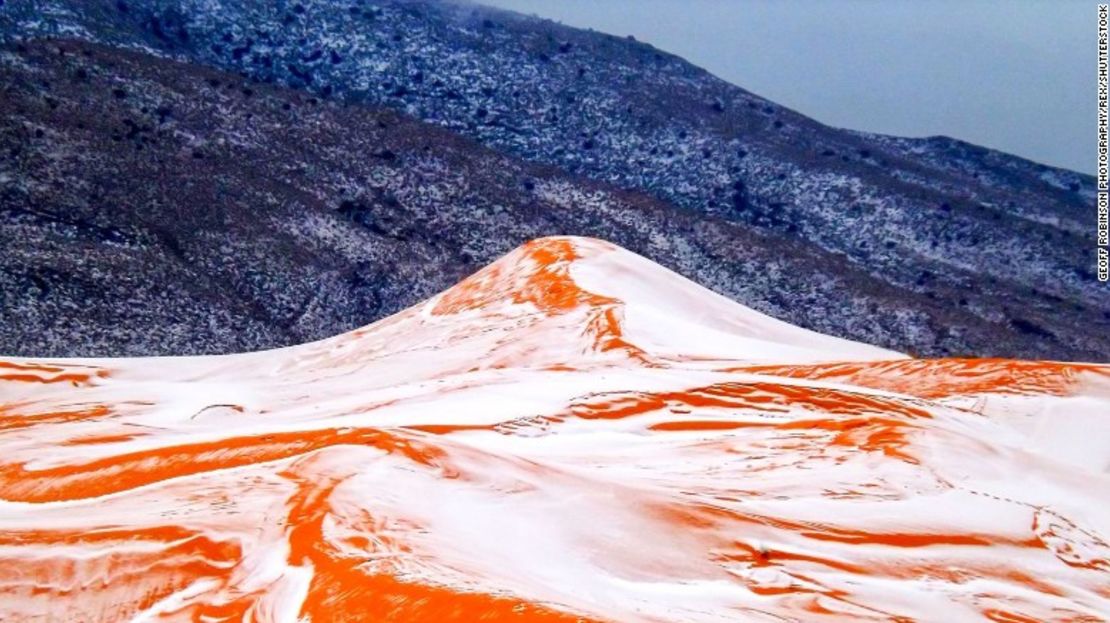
[480,0,1091,174]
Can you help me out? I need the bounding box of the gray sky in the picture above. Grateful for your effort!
[480,0,1091,174]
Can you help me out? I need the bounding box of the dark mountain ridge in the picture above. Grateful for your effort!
[0,0,1104,359]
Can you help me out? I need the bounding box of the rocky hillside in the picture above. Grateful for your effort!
[0,0,1104,359]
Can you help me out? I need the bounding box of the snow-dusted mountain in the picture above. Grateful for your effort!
[1,237,1107,621]
[1,0,1105,360]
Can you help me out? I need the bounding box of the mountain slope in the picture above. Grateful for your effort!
[6,39,1099,360]
[1,237,1107,622]
[1,0,1104,361]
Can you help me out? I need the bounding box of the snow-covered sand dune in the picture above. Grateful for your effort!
[1,237,1107,621]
